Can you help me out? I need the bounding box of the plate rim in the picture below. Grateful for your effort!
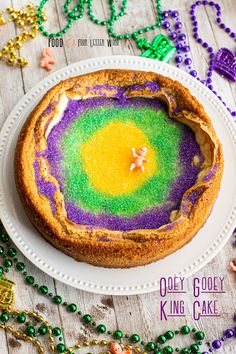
[0,55,236,295]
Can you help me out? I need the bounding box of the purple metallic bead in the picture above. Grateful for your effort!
[190,10,195,15]
[218,96,222,101]
[197,38,203,44]
[203,42,209,48]
[203,0,208,4]
[209,66,214,71]
[172,11,179,18]
[233,239,236,246]
[209,1,215,5]
[162,21,170,29]
[216,17,221,23]
[162,11,169,18]
[194,33,199,39]
[175,55,183,63]
[225,329,234,338]
[183,45,190,52]
[196,1,202,5]
[215,4,221,10]
[169,32,177,39]
[207,78,212,83]
[217,11,221,16]
[190,70,197,77]
[230,32,236,38]
[212,340,221,349]
[207,47,213,52]
[202,352,208,354]
[228,108,232,112]
[175,22,182,30]
[207,71,212,77]
[176,43,182,50]
[210,53,215,58]
[209,350,213,353]
[184,58,192,65]
[191,15,196,21]
[193,21,198,26]
[232,111,236,117]
[220,23,226,29]
[193,27,198,32]
[208,85,213,90]
[226,27,231,33]
[179,33,186,41]
[177,50,181,54]
[210,60,214,65]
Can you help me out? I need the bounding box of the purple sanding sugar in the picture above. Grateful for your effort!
[33,159,57,214]
[38,90,203,232]
[202,164,218,182]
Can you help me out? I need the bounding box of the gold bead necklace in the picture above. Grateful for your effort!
[0,3,46,67]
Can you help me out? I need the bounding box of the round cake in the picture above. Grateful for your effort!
[14,69,223,268]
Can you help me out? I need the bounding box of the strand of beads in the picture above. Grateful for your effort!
[0,3,47,67]
[161,7,236,117]
[36,0,163,51]
[189,1,236,117]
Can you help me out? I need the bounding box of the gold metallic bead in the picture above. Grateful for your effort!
[28,32,36,39]
[0,52,2,59]
[15,41,23,49]
[15,34,23,41]
[0,324,5,329]
[91,340,99,345]
[83,341,90,347]
[34,339,41,346]
[125,345,133,350]
[18,20,25,27]
[27,17,34,25]
[0,18,7,25]
[49,336,54,343]
[27,337,34,343]
[134,348,142,353]
[7,7,14,14]
[6,326,14,332]
[100,340,108,346]
[11,13,18,20]
[32,24,39,31]
[39,348,45,353]
[75,344,81,349]
[2,46,9,54]
[50,345,55,352]
[27,3,34,9]
[42,15,48,21]
[142,352,148,354]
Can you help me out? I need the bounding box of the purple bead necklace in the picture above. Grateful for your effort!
[162,1,236,117]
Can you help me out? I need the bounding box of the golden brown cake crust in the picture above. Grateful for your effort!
[14,69,223,268]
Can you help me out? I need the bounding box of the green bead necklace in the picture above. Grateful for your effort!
[35,0,178,62]
[0,223,206,353]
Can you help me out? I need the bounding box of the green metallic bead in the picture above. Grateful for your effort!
[39,285,48,295]
[181,349,190,354]
[16,262,25,271]
[194,331,205,340]
[130,334,140,343]
[82,314,92,323]
[165,331,174,340]
[0,267,4,276]
[117,35,123,40]
[42,31,49,36]
[97,324,106,334]
[141,341,145,346]
[4,259,12,268]
[7,248,16,257]
[107,330,112,335]
[138,29,144,34]
[25,276,35,285]
[52,327,62,336]
[26,326,35,336]
[181,326,190,335]
[157,335,166,344]
[17,313,26,323]
[125,334,129,338]
[146,342,156,351]
[124,34,130,39]
[154,350,162,354]
[113,330,123,339]
[0,233,9,243]
[144,26,150,32]
[56,343,66,353]
[53,295,62,304]
[190,344,199,353]
[132,33,138,39]
[38,325,48,335]
[163,346,173,354]
[0,246,4,254]
[67,304,77,313]
[0,313,9,323]
[78,311,82,316]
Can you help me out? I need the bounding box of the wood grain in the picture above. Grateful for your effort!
[0,0,235,352]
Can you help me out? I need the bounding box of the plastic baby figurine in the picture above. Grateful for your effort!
[111,342,132,354]
[130,146,149,172]
[39,47,56,72]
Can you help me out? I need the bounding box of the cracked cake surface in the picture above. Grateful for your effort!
[14,69,223,268]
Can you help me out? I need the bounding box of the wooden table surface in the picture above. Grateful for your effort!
[0,0,236,353]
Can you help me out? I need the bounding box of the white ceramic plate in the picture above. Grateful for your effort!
[0,56,236,295]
